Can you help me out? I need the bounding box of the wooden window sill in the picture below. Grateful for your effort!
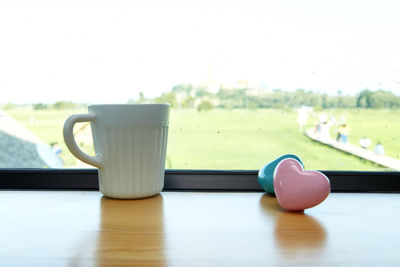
[0,191,399,265]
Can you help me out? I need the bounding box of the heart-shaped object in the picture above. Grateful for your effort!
[273,158,330,211]
[258,154,303,194]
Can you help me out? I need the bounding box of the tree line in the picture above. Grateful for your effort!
[1,101,88,110]
[149,84,400,110]
[2,85,399,111]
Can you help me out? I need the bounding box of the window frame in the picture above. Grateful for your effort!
[1,169,399,192]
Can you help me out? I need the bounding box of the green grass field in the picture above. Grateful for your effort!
[6,108,400,171]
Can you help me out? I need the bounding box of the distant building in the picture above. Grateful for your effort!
[0,110,62,168]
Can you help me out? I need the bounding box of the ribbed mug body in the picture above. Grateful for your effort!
[89,104,169,199]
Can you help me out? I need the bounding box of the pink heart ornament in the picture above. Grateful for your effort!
[273,158,330,211]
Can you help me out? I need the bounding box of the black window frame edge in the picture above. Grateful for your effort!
[0,169,399,192]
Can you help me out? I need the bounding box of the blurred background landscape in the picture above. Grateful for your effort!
[2,85,399,171]
[1,0,399,171]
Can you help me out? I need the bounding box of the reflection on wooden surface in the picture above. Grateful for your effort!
[275,212,326,251]
[1,191,400,266]
[96,195,165,266]
[259,194,326,261]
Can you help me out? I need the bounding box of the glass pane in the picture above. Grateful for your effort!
[1,0,399,171]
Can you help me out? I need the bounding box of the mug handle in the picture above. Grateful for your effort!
[63,113,103,168]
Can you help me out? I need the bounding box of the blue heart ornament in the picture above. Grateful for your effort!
[257,154,304,194]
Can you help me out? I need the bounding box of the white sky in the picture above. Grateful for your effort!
[0,0,399,104]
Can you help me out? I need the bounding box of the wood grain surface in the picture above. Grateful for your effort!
[0,191,399,266]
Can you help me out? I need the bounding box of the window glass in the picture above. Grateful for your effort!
[1,0,399,171]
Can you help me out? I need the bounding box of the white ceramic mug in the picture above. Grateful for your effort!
[63,104,170,199]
